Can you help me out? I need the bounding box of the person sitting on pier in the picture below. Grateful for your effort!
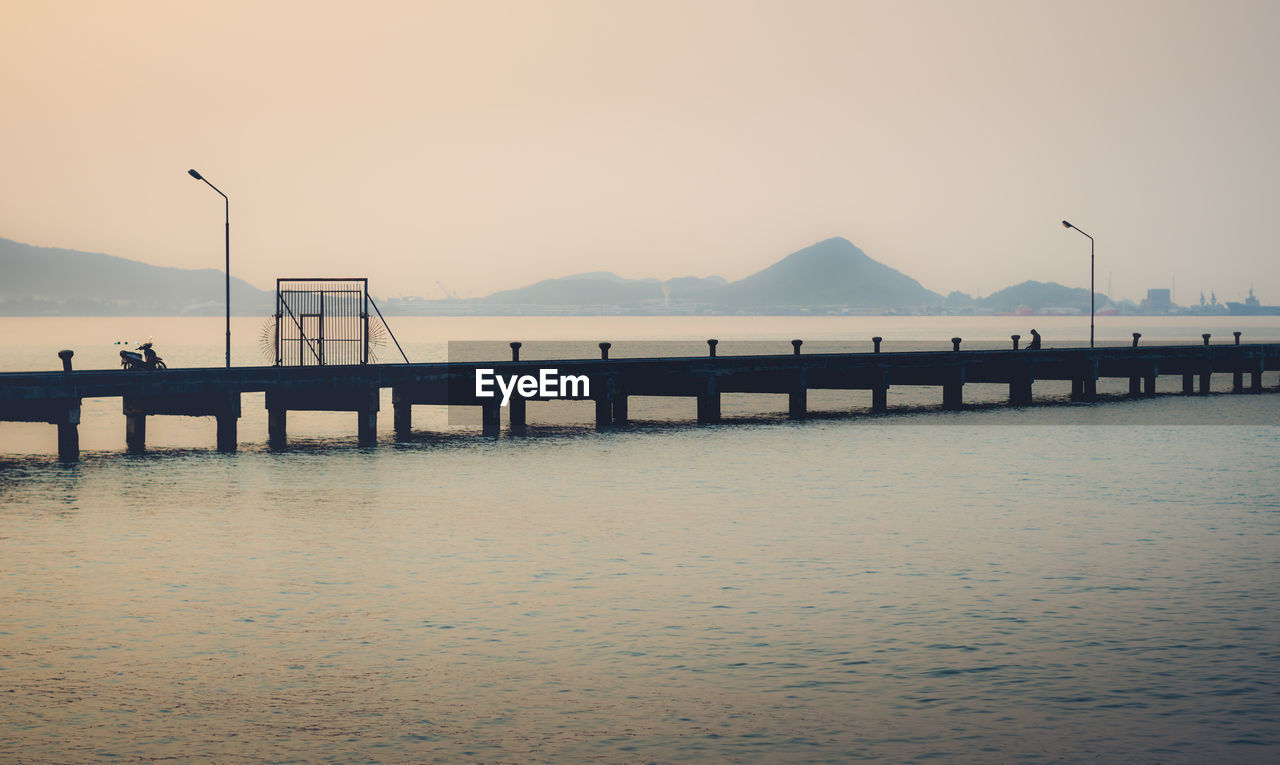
[1026,328,1042,350]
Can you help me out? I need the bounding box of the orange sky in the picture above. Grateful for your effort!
[2,0,1278,302]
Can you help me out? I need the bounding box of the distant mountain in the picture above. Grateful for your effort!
[1,235,1118,317]
[711,237,941,310]
[470,238,939,311]
[481,271,726,306]
[0,237,273,316]
[976,280,1108,313]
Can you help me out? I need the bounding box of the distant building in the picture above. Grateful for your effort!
[1144,288,1172,312]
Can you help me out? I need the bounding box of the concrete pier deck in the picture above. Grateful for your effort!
[3,340,1277,460]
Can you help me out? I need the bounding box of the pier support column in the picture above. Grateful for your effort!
[789,371,807,420]
[126,412,146,454]
[593,377,616,431]
[56,406,80,462]
[942,368,964,410]
[213,391,241,453]
[1143,365,1158,396]
[1129,376,1141,396]
[595,397,612,431]
[355,385,380,446]
[871,370,889,413]
[612,393,628,426]
[481,402,500,436]
[1250,361,1264,392]
[508,396,527,435]
[696,378,721,424]
[268,408,287,449]
[1233,370,1244,393]
[1182,373,1195,395]
[357,409,377,446]
[1071,362,1098,402]
[1199,367,1212,395]
[393,387,413,439]
[1009,365,1033,406]
[216,414,237,452]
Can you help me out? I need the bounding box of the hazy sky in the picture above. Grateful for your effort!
[3,0,1278,303]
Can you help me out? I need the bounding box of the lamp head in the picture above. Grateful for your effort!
[1061,220,1072,229]
[188,169,203,180]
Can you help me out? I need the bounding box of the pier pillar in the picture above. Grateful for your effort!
[54,351,80,461]
[1071,362,1098,402]
[1008,365,1033,405]
[482,402,500,436]
[1182,373,1195,395]
[1129,375,1141,396]
[392,387,413,439]
[126,411,146,454]
[872,384,889,413]
[508,396,527,435]
[216,413,237,452]
[1250,361,1264,392]
[697,378,720,424]
[594,377,617,431]
[1199,367,1212,395]
[1143,369,1158,395]
[1233,370,1244,393]
[942,368,964,410]
[789,371,807,420]
[56,406,80,462]
[357,408,377,446]
[595,397,612,431]
[268,408,287,449]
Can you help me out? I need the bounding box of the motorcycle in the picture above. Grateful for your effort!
[120,340,167,370]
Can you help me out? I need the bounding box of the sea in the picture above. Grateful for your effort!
[1,314,1278,763]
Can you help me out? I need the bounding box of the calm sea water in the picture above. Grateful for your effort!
[2,315,1279,763]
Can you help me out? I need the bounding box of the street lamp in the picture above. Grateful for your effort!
[1061,219,1094,348]
[189,169,231,367]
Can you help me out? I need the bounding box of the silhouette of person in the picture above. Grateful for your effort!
[1026,328,1042,350]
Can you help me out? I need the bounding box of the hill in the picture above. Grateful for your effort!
[976,280,1109,313]
[467,238,939,312]
[0,237,273,316]
[480,271,726,306]
[711,237,940,310]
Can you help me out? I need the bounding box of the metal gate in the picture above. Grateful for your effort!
[275,279,370,366]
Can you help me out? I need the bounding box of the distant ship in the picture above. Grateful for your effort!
[1226,287,1280,315]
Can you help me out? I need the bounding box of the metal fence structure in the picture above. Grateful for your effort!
[275,279,370,366]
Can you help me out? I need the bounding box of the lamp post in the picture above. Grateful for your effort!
[1061,220,1094,348]
[189,169,230,367]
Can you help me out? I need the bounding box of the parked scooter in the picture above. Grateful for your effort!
[120,340,166,370]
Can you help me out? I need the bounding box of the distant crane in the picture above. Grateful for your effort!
[436,280,459,300]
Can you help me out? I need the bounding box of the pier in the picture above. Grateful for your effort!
[2,338,1278,461]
